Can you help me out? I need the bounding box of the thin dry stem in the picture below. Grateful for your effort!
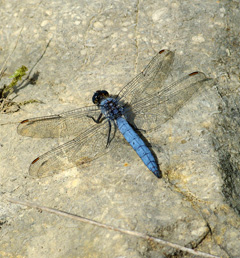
[0,27,23,80]
[5,197,220,258]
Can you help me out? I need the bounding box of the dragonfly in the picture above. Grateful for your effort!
[17,49,210,178]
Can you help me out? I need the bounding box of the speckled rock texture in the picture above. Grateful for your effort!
[0,1,239,257]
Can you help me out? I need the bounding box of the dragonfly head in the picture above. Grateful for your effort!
[92,90,109,105]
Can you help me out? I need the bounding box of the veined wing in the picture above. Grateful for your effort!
[17,105,100,138]
[28,120,118,177]
[116,49,174,105]
[126,72,212,131]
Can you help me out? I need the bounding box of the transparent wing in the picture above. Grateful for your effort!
[29,120,123,177]
[125,72,212,131]
[116,49,174,105]
[17,105,100,138]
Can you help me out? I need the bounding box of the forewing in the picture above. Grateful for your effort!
[127,72,212,131]
[116,50,174,105]
[17,105,100,138]
[29,121,115,177]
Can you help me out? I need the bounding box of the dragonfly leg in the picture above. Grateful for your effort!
[87,113,105,123]
[106,120,112,147]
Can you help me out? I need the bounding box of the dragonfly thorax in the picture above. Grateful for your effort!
[100,98,124,120]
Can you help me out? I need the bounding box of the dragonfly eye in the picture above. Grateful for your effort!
[92,90,109,105]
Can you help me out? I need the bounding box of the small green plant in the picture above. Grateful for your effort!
[1,65,28,98]
[0,65,40,113]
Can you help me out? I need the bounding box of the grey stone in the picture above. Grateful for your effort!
[0,0,239,257]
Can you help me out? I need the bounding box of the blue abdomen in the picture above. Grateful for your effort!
[116,117,161,178]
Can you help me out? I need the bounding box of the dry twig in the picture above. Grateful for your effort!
[5,197,220,258]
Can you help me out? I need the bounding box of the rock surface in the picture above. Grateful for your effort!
[0,1,239,257]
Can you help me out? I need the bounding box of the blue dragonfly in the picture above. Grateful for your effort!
[18,49,210,178]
